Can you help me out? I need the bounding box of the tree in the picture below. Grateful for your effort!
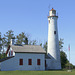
[59,38,64,50]
[0,53,7,59]
[4,30,14,47]
[65,61,74,69]
[0,32,7,59]
[32,40,37,45]
[29,40,37,45]
[0,32,2,59]
[43,41,47,54]
[40,43,42,46]
[0,32,2,53]
[29,41,32,45]
[59,38,69,68]
[2,37,7,53]
[60,51,68,68]
[16,32,28,45]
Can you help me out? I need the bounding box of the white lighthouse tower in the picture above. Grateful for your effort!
[47,8,61,69]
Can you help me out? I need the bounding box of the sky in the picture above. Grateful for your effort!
[0,0,75,65]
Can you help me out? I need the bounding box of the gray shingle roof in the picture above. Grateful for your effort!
[45,55,51,59]
[0,56,14,62]
[11,45,46,54]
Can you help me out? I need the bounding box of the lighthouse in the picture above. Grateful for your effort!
[47,8,61,69]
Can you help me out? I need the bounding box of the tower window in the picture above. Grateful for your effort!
[54,31,56,34]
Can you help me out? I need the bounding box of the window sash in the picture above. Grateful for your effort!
[19,59,23,65]
[37,59,40,65]
[28,59,32,65]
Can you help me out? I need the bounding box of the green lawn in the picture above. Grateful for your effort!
[0,70,75,75]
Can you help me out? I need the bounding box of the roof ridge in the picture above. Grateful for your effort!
[12,45,41,47]
[11,45,46,53]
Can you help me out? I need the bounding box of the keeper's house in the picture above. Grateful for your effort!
[0,44,46,71]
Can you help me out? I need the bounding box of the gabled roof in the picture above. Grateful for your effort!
[6,45,10,54]
[11,45,46,54]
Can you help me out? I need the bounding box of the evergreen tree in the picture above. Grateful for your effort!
[4,30,14,47]
[59,38,64,50]
[0,32,2,53]
[0,32,2,59]
[60,51,68,68]
[16,32,28,45]
[2,37,7,53]
[43,41,47,54]
[32,40,37,45]
[40,43,42,46]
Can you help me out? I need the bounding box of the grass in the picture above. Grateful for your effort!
[0,70,75,75]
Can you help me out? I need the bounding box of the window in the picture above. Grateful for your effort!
[28,59,32,65]
[54,31,56,34]
[37,59,40,65]
[19,59,23,65]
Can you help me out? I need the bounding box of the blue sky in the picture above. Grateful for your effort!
[0,0,75,65]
